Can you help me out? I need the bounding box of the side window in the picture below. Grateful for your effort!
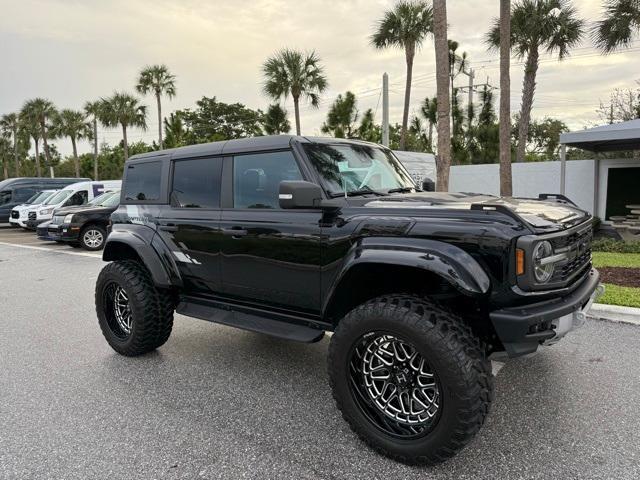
[233,151,303,209]
[64,191,88,206]
[124,161,162,202]
[171,158,222,208]
[13,188,36,202]
[0,190,13,206]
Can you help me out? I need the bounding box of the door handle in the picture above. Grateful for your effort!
[221,227,248,237]
[159,224,178,232]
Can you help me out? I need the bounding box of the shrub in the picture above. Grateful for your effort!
[592,238,640,253]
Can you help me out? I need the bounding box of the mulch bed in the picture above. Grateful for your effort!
[598,267,640,288]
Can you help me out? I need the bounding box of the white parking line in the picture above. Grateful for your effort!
[0,241,101,259]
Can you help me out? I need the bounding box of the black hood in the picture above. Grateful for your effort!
[350,192,590,232]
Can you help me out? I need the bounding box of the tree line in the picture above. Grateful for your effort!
[1,0,639,191]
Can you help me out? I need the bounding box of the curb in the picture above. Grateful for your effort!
[589,303,640,326]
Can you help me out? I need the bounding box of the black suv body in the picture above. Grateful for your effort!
[43,191,120,250]
[95,135,602,465]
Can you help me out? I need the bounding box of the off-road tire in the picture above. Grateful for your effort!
[328,294,493,465]
[80,224,107,251]
[96,260,175,356]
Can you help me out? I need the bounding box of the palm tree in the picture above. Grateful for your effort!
[0,136,10,179]
[499,0,513,196]
[262,49,328,135]
[19,112,42,177]
[0,113,20,177]
[420,97,437,150]
[594,0,640,52]
[371,1,433,150]
[487,0,584,163]
[262,104,291,135]
[84,101,101,180]
[433,0,452,191]
[136,65,176,150]
[98,92,147,161]
[321,91,359,138]
[55,109,90,177]
[21,99,58,177]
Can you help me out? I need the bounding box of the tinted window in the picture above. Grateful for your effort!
[64,191,88,206]
[0,191,11,206]
[124,161,162,202]
[233,151,302,209]
[13,188,37,202]
[172,158,222,208]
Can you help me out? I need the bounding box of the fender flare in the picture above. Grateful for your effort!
[322,237,491,317]
[102,226,183,288]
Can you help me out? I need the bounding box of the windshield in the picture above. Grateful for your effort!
[44,190,73,205]
[89,191,120,207]
[28,191,52,204]
[303,144,416,196]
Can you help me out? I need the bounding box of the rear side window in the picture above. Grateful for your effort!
[0,190,11,206]
[13,187,36,202]
[125,161,162,202]
[64,190,88,206]
[171,158,222,208]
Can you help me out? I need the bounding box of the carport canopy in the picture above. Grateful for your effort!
[560,118,640,152]
[557,119,640,205]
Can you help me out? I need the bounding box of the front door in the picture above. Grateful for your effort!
[219,150,323,314]
[157,156,224,294]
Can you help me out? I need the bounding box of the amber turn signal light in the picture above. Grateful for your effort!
[516,248,525,276]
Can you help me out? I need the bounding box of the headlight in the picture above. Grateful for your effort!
[39,208,53,216]
[532,241,554,283]
[64,214,74,224]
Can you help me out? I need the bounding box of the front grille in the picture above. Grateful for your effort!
[10,211,19,219]
[550,226,592,283]
[28,212,36,221]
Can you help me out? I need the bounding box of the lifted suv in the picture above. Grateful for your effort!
[96,135,602,465]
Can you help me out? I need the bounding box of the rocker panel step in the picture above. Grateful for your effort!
[176,299,325,343]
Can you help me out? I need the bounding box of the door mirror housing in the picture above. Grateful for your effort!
[279,181,323,209]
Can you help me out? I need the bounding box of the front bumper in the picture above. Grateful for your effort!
[26,219,49,230]
[38,223,78,242]
[490,269,603,357]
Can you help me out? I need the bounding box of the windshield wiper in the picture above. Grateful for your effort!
[329,188,389,198]
[387,186,416,194]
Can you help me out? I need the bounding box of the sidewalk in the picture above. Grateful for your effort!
[590,303,640,326]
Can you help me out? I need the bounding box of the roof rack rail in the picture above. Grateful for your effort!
[538,193,577,206]
[470,203,524,224]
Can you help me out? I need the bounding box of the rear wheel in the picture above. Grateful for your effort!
[328,294,493,465]
[96,260,174,356]
[80,224,107,251]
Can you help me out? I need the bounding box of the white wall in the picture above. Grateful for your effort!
[449,160,596,214]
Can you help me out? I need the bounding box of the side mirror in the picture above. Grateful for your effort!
[279,181,323,209]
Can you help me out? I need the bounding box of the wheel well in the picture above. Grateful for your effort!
[103,241,143,264]
[325,263,498,348]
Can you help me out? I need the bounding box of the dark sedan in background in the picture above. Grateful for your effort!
[38,190,120,250]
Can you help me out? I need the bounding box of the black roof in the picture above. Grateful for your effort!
[127,135,382,162]
[0,177,90,190]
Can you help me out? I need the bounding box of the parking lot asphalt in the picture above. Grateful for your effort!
[1,233,640,480]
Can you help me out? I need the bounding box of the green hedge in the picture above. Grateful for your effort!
[592,238,640,253]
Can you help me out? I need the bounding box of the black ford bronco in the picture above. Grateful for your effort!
[95,135,602,465]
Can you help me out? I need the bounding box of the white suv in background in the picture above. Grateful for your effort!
[9,190,58,228]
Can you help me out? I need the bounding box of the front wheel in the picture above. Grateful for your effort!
[80,224,107,251]
[328,295,493,465]
[95,260,174,356]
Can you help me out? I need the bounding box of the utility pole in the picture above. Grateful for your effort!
[382,72,389,147]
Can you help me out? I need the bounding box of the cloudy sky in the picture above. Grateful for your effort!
[1,0,638,156]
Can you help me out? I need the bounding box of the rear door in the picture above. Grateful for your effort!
[219,150,323,314]
[157,156,224,294]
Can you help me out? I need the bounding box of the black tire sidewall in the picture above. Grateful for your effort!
[96,263,148,353]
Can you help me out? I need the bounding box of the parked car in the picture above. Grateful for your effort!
[25,180,121,230]
[0,177,90,223]
[95,135,602,465]
[9,189,58,228]
[393,150,436,191]
[42,190,120,250]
